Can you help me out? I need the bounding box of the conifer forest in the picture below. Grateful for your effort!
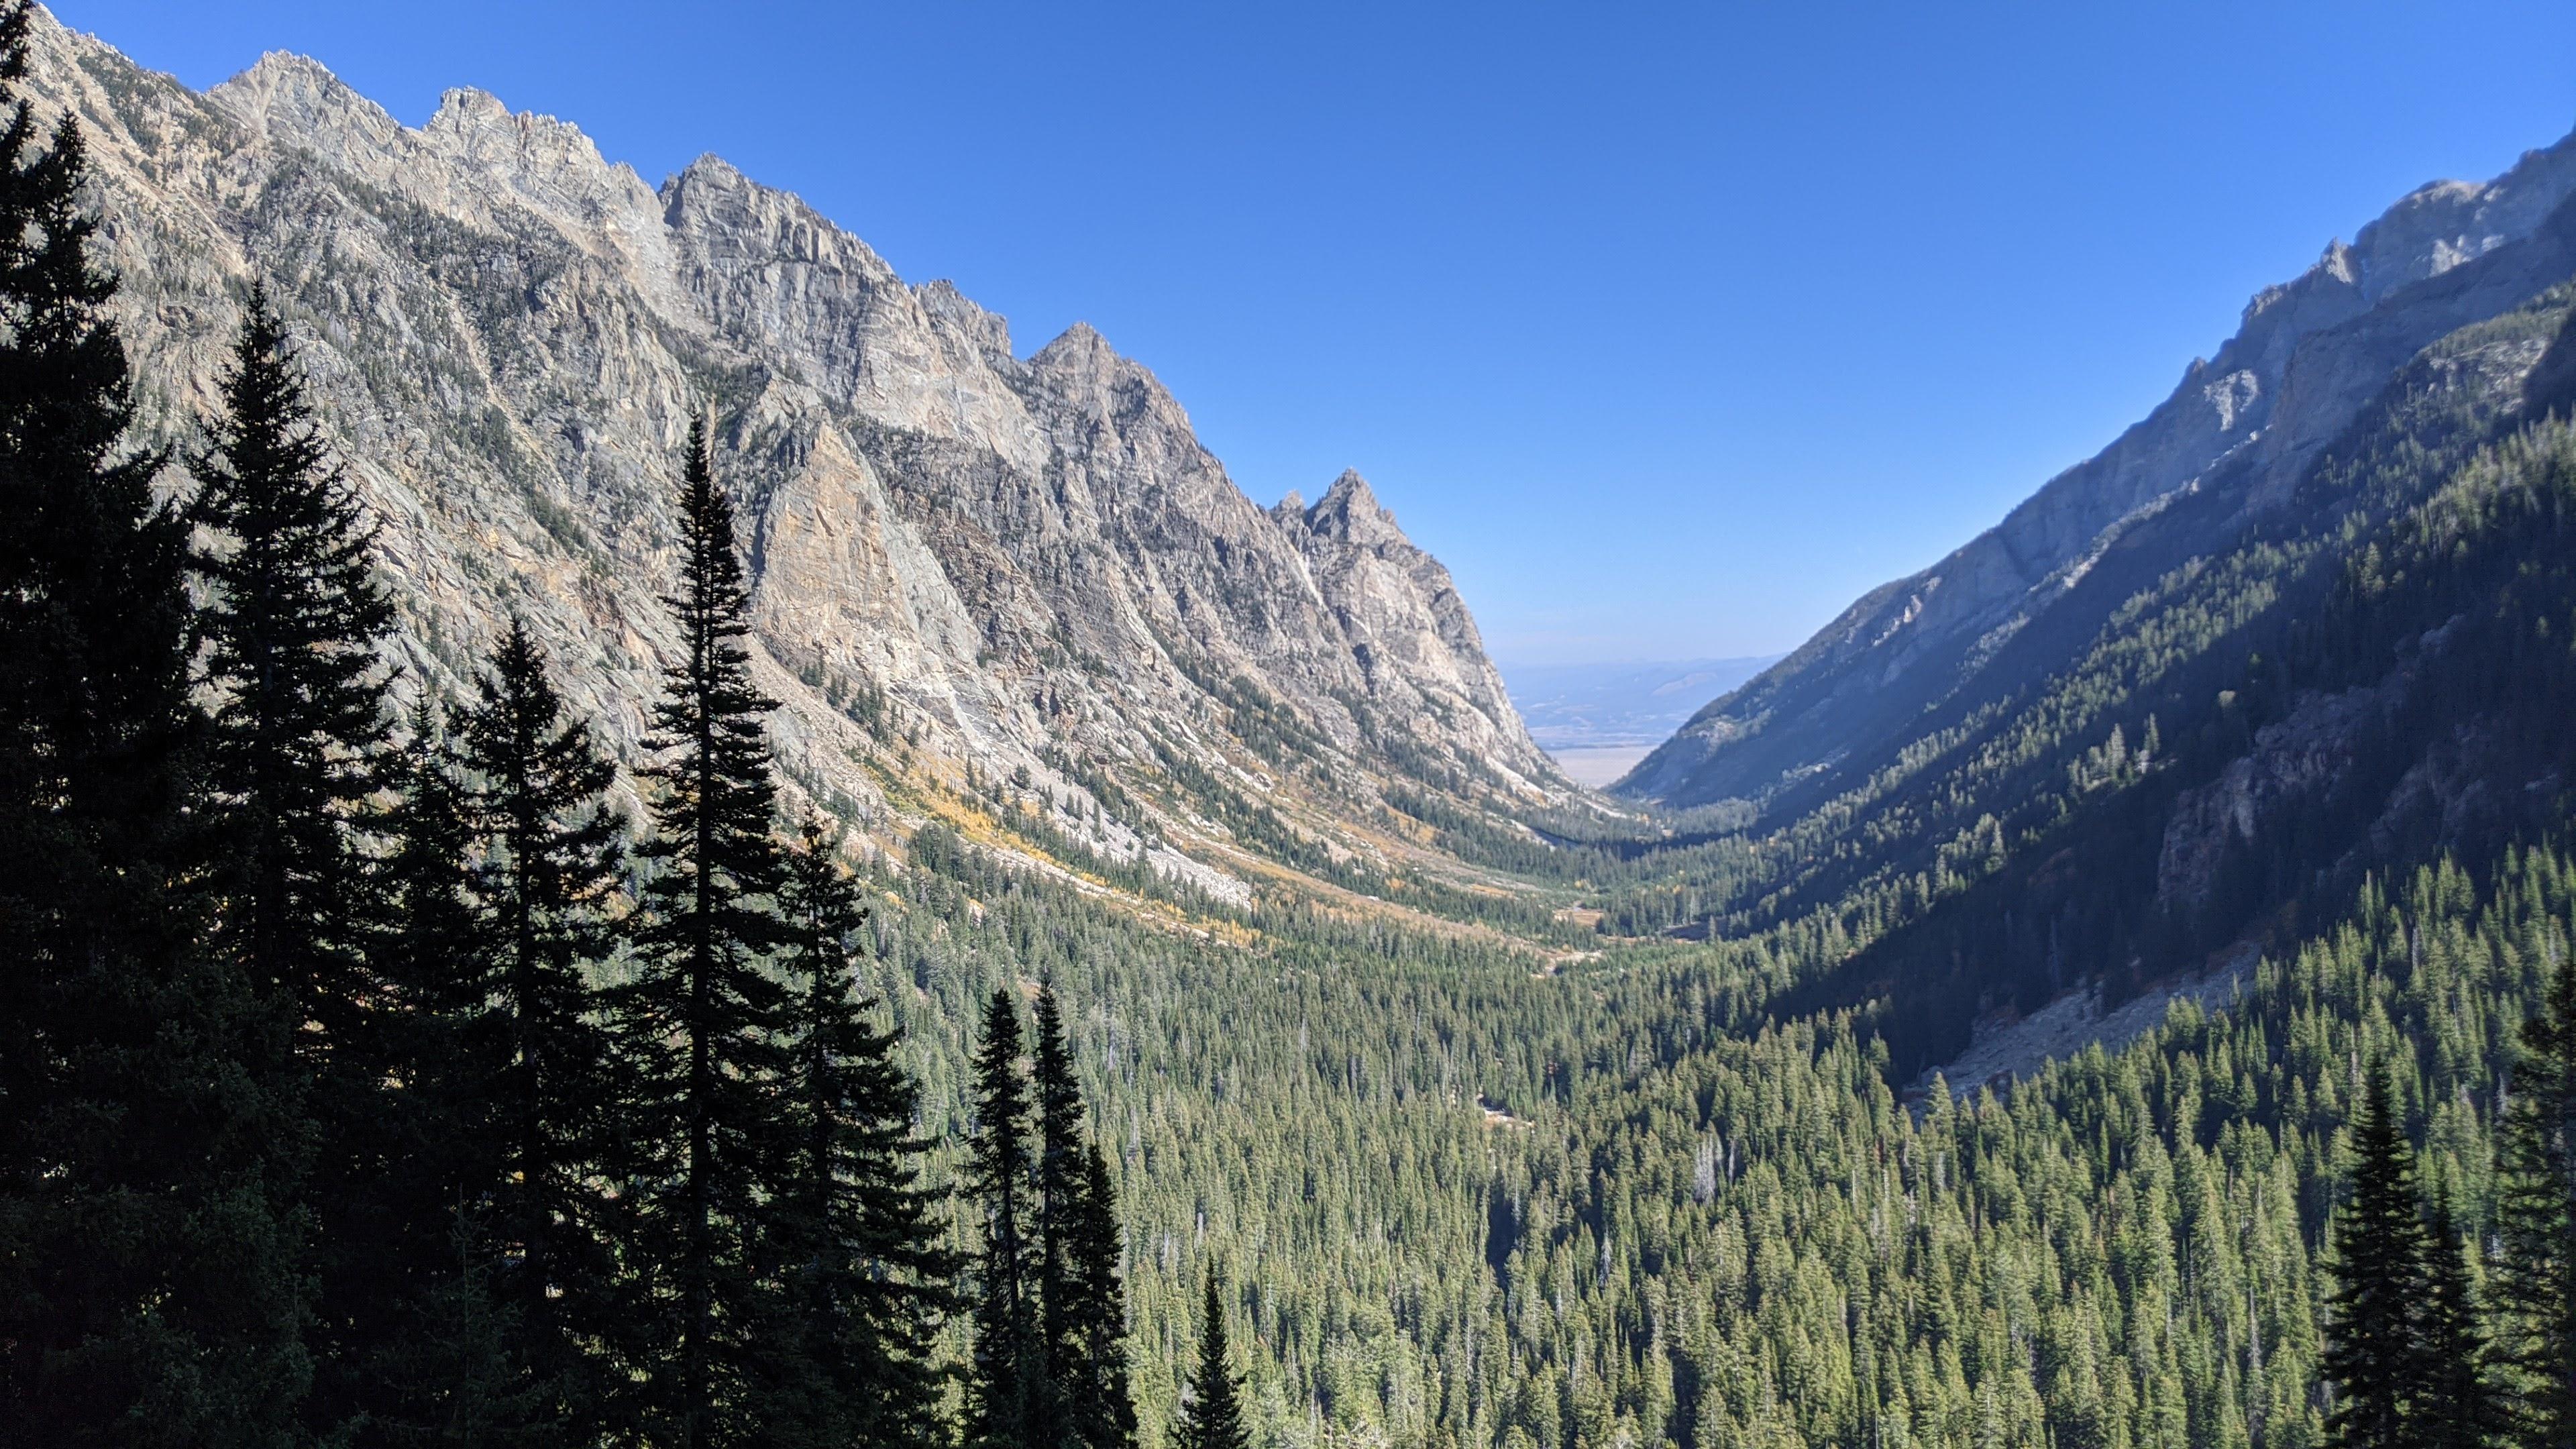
[3,3,2575,1446]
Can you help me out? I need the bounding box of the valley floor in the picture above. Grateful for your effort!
[1544,744,1654,788]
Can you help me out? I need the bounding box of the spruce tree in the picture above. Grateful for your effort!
[966,988,1042,1449]
[1065,1142,1138,1449]
[377,698,480,1065]
[192,280,394,1059]
[2322,1064,2428,1449]
[2414,1186,2500,1449]
[452,619,628,1432]
[2493,947,2576,1449]
[613,419,790,1448]
[0,0,306,1435]
[1034,981,1085,1419]
[355,697,504,1442]
[760,817,954,1449]
[191,281,398,1441]
[1030,982,1137,1449]
[1173,1275,1248,1449]
[359,695,604,1444]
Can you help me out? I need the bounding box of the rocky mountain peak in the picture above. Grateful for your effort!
[660,152,902,290]
[2347,130,2576,301]
[1022,321,1200,447]
[1297,469,1406,548]
[668,150,747,190]
[415,85,647,229]
[1028,319,1118,374]
[914,279,1014,369]
[428,85,510,126]
[209,50,396,147]
[23,7,1564,909]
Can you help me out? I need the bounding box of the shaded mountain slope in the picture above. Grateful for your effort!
[1624,125,2576,810]
[1713,276,2576,1076]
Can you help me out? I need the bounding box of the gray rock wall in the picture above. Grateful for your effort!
[27,9,1560,898]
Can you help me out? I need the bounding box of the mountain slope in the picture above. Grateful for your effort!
[1623,125,2576,809]
[1549,254,2576,1081]
[24,13,1562,910]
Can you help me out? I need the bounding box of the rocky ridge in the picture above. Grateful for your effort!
[1624,122,2576,807]
[24,10,1564,905]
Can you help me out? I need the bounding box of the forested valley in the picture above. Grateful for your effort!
[5,3,2576,1447]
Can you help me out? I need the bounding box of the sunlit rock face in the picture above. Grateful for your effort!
[24,9,1562,898]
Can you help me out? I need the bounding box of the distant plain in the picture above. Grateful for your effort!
[1502,655,1776,788]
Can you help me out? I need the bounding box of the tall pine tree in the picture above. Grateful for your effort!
[0,0,307,1436]
[2322,1064,2428,1449]
[452,619,629,1434]
[1034,981,1085,1423]
[192,280,394,1067]
[1065,1141,1138,1449]
[2494,947,2576,1449]
[760,817,954,1449]
[2414,1185,2500,1449]
[1172,1275,1247,1449]
[191,280,398,1442]
[613,419,790,1448]
[966,988,1042,1449]
[355,698,514,1444]
[1028,981,1137,1449]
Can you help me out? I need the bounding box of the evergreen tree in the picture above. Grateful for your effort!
[2322,1064,2428,1449]
[2493,947,2576,1449]
[967,988,1042,1449]
[1034,981,1085,1419]
[612,419,790,1448]
[192,280,394,1061]
[356,698,511,1444]
[759,817,954,1449]
[1172,1275,1246,1449]
[0,0,306,1435]
[1065,1142,1138,1449]
[2414,1186,2500,1449]
[1030,980,1138,1449]
[191,280,397,1441]
[377,698,480,1068]
[451,620,629,1434]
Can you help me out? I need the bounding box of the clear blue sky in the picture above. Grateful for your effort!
[54,1,2576,665]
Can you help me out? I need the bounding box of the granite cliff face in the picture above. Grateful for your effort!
[22,12,1559,902]
[1624,124,2576,808]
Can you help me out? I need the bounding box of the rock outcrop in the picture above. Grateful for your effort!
[1624,123,2576,807]
[23,11,1558,899]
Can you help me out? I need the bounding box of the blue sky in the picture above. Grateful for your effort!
[56,1,2576,665]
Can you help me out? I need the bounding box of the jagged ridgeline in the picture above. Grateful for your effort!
[19,12,1564,919]
[1570,117,2576,1075]
[1623,126,2576,813]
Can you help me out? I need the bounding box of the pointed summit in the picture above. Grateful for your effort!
[1030,320,1116,372]
[209,48,398,145]
[1303,470,1404,546]
[674,151,747,187]
[1320,468,1379,510]
[429,85,509,125]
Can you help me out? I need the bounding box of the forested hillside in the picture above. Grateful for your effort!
[7,4,2576,1448]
